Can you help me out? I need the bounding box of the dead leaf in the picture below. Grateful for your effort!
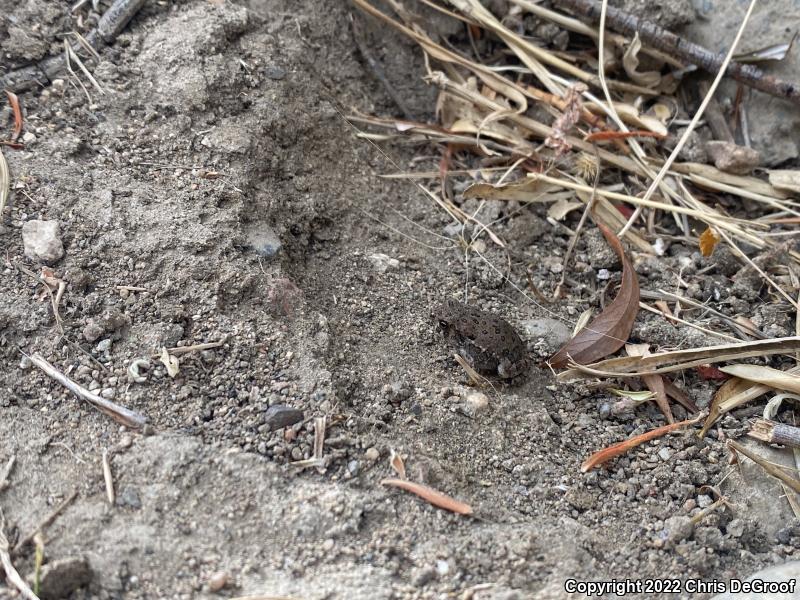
[581,413,704,472]
[663,379,698,413]
[550,224,640,367]
[699,226,721,257]
[769,169,800,194]
[381,478,473,515]
[654,300,676,324]
[389,448,406,479]
[733,316,759,338]
[609,388,655,402]
[719,364,800,394]
[733,33,797,64]
[726,439,800,495]
[159,347,180,378]
[558,336,800,380]
[547,198,583,220]
[625,343,674,423]
[584,101,668,136]
[572,308,593,337]
[622,33,661,88]
[700,375,769,437]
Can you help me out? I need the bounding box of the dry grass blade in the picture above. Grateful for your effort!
[102,449,115,505]
[0,455,15,492]
[719,364,800,395]
[454,353,491,387]
[581,413,704,472]
[550,223,639,367]
[615,0,759,238]
[558,336,800,380]
[0,147,9,216]
[700,367,800,436]
[726,439,800,495]
[381,478,473,515]
[699,375,758,437]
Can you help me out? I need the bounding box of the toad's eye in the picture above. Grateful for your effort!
[438,320,449,329]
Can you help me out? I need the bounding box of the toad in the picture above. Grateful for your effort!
[432,299,528,380]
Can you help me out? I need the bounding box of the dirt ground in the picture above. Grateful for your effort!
[1,0,799,598]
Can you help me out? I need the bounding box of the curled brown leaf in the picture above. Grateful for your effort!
[550,223,640,368]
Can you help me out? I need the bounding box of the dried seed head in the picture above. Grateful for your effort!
[575,152,599,181]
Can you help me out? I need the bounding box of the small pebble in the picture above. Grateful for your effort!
[207,571,228,592]
[22,219,64,263]
[726,519,744,538]
[368,253,400,273]
[662,515,693,546]
[83,321,104,343]
[411,566,437,587]
[463,392,489,417]
[364,447,380,461]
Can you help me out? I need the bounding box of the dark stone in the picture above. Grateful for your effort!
[264,404,303,431]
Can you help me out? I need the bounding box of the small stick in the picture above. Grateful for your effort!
[116,285,149,292]
[13,489,78,555]
[313,416,327,475]
[581,412,704,472]
[381,478,474,515]
[697,81,734,143]
[553,0,800,105]
[157,339,226,358]
[28,353,147,429]
[0,455,15,493]
[748,419,800,449]
[727,439,800,495]
[102,449,115,505]
[0,0,146,92]
[689,497,727,525]
[4,91,23,142]
[0,522,39,600]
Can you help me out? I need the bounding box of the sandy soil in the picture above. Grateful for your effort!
[0,0,798,598]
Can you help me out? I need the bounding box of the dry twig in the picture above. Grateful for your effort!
[13,489,78,555]
[749,419,800,449]
[0,455,15,493]
[102,449,115,505]
[553,0,800,104]
[28,353,147,429]
[0,518,39,600]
